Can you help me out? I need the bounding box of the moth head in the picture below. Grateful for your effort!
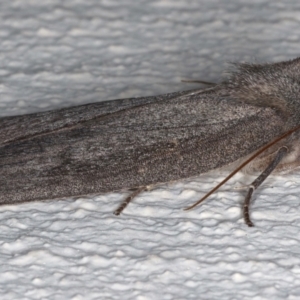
[224,57,300,121]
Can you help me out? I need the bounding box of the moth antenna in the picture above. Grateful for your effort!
[181,79,216,86]
[184,124,300,211]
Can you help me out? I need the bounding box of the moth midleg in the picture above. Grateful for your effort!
[243,146,288,227]
[114,186,147,215]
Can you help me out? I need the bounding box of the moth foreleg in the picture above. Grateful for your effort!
[114,187,147,216]
[243,146,288,227]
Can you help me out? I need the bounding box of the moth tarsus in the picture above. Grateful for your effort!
[114,187,147,215]
[243,146,288,227]
[243,187,255,227]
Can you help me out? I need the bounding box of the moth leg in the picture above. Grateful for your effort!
[114,187,147,216]
[243,146,288,227]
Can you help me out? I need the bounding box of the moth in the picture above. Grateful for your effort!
[1,57,300,227]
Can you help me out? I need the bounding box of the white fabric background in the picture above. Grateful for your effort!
[1,1,300,299]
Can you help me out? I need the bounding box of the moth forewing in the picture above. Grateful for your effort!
[2,57,300,226]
